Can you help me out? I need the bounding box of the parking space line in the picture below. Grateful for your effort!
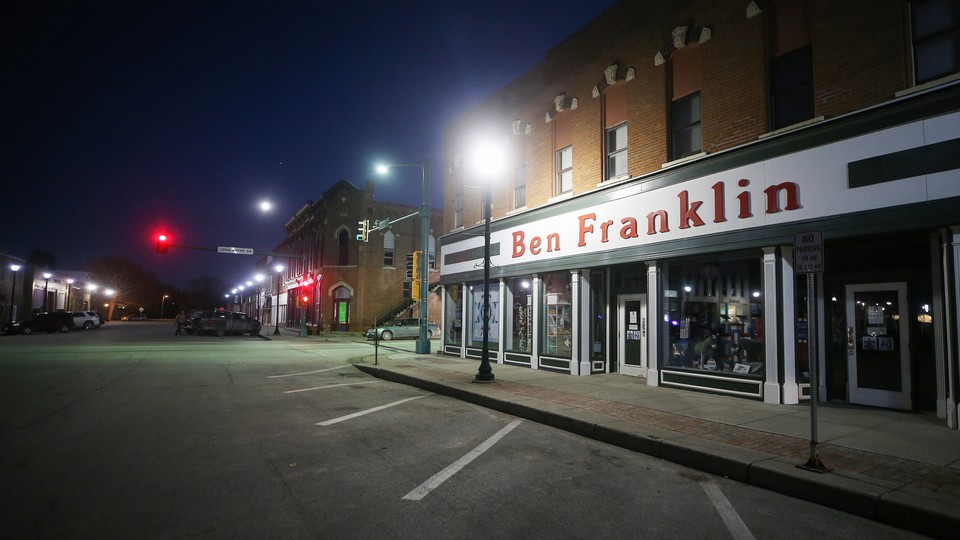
[700,481,755,540]
[402,419,523,501]
[284,381,382,394]
[316,395,431,426]
[267,365,351,378]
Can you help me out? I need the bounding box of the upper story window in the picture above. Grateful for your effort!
[556,146,573,193]
[428,234,437,270]
[337,229,349,266]
[770,0,814,129]
[605,123,628,179]
[454,191,464,228]
[382,230,395,267]
[670,45,702,160]
[514,165,527,209]
[553,110,573,194]
[912,0,960,84]
[603,82,628,180]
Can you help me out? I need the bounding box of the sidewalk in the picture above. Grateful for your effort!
[354,351,960,539]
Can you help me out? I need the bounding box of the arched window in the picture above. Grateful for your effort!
[383,230,395,267]
[769,0,813,129]
[337,229,349,266]
[603,82,628,180]
[670,44,702,160]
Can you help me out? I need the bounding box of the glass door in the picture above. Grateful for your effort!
[618,294,646,377]
[845,282,911,409]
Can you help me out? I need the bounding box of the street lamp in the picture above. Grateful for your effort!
[469,139,507,383]
[161,294,169,318]
[274,264,284,335]
[376,159,431,354]
[8,264,21,322]
[42,272,52,312]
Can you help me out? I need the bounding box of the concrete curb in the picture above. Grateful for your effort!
[353,362,958,538]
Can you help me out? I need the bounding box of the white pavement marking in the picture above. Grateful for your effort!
[700,481,756,540]
[402,419,523,501]
[316,395,431,426]
[284,381,383,394]
[267,365,351,378]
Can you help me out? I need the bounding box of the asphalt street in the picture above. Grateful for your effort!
[0,322,925,538]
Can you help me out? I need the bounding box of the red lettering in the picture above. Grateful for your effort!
[530,236,542,255]
[764,182,801,213]
[512,231,526,258]
[712,181,726,223]
[678,190,705,229]
[546,233,561,252]
[578,213,595,247]
[599,219,613,243]
[737,178,752,218]
[620,217,639,238]
[646,210,669,234]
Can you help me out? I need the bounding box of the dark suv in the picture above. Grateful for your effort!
[20,312,77,334]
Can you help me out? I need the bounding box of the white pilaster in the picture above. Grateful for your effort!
[497,278,506,364]
[779,247,799,404]
[531,275,541,370]
[646,261,659,385]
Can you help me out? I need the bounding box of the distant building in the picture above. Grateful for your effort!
[1,253,97,321]
[261,180,442,334]
[439,0,960,427]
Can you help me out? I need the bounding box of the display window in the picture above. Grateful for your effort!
[505,277,533,353]
[541,272,572,358]
[662,255,764,376]
[444,284,463,345]
[467,282,500,350]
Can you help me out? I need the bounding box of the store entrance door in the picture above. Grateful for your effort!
[845,282,911,409]
[618,294,647,377]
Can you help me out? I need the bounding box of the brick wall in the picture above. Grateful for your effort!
[443,0,921,232]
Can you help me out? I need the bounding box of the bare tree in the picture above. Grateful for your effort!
[87,257,159,320]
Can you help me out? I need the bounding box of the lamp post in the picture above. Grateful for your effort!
[42,272,52,312]
[87,284,97,311]
[274,264,284,335]
[469,139,506,383]
[8,264,20,322]
[255,274,265,322]
[376,159,431,354]
[161,294,169,319]
[66,278,75,310]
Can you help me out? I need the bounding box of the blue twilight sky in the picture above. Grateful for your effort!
[1,0,618,288]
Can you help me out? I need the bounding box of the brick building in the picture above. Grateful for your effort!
[438,0,960,427]
[263,180,442,334]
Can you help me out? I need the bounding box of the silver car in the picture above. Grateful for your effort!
[366,318,439,340]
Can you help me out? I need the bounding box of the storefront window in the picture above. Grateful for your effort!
[467,282,499,351]
[444,284,463,345]
[663,256,764,376]
[505,277,533,353]
[541,272,572,358]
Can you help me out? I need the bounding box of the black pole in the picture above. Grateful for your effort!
[273,273,281,335]
[475,187,495,382]
[42,277,50,312]
[8,269,17,323]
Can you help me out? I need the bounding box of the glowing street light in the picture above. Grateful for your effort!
[161,294,170,319]
[375,159,431,354]
[42,272,53,312]
[8,264,21,322]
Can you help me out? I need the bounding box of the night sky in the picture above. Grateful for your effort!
[2,0,618,288]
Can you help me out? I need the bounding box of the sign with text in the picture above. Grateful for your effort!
[217,246,254,255]
[794,230,823,274]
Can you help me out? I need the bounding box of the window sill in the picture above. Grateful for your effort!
[660,152,708,169]
[506,206,528,216]
[758,116,825,139]
[895,72,960,98]
[548,192,574,204]
[598,175,632,188]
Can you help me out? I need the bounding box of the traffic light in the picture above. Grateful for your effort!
[411,250,421,299]
[156,233,169,253]
[356,219,370,242]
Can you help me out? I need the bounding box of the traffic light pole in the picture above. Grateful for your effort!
[416,160,431,354]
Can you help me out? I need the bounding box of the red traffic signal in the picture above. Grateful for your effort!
[156,233,170,253]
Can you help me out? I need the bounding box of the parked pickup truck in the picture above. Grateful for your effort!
[187,310,262,337]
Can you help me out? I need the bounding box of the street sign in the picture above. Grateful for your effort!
[217,246,255,255]
[794,231,824,274]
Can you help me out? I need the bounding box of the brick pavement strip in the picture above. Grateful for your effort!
[418,368,960,500]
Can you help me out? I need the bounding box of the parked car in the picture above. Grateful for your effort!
[365,318,440,341]
[121,313,148,321]
[71,311,101,329]
[187,310,261,336]
[4,312,77,335]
